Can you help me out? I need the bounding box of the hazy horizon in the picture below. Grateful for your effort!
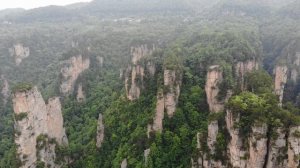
[0,0,92,10]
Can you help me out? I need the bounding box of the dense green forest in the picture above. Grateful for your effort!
[1,0,300,168]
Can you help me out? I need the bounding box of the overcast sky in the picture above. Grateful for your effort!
[0,0,92,10]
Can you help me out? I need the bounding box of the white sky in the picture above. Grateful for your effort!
[0,0,92,10]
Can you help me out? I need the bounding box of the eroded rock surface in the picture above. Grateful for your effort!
[148,91,165,136]
[266,128,287,168]
[247,124,268,168]
[9,43,30,66]
[1,76,9,104]
[76,83,85,102]
[274,65,288,105]
[164,69,181,117]
[121,159,127,168]
[235,60,259,90]
[288,126,300,168]
[125,44,155,100]
[97,56,104,67]
[60,55,90,95]
[13,87,67,168]
[96,114,105,148]
[205,65,225,113]
[226,110,247,168]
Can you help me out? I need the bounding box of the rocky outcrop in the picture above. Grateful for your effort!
[147,69,181,139]
[226,110,247,168]
[207,121,219,154]
[13,87,68,168]
[288,126,300,168]
[76,83,85,102]
[1,76,9,104]
[291,52,300,83]
[9,43,30,66]
[146,62,156,76]
[96,114,105,148]
[266,128,287,168]
[205,65,231,166]
[60,55,90,95]
[164,69,182,117]
[148,91,165,137]
[125,65,144,101]
[235,60,259,90]
[121,159,127,168]
[125,44,155,101]
[247,124,268,168]
[274,65,288,106]
[144,148,150,165]
[205,65,225,113]
[97,56,104,67]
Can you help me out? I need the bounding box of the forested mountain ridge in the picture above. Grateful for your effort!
[1,0,300,167]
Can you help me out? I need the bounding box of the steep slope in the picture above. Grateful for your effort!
[13,86,67,168]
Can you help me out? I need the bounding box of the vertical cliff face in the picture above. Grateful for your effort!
[97,56,104,67]
[1,76,9,104]
[226,110,247,168]
[225,111,300,168]
[148,91,165,137]
[121,159,127,168]
[247,124,268,168]
[205,65,223,167]
[125,65,144,100]
[274,65,288,105]
[266,128,287,168]
[147,62,156,76]
[235,60,259,90]
[96,114,105,148]
[205,65,225,113]
[144,148,150,165]
[13,87,68,168]
[60,55,90,95]
[76,83,85,102]
[164,69,182,117]
[9,43,30,66]
[148,69,182,137]
[291,52,300,83]
[125,44,155,101]
[288,126,300,168]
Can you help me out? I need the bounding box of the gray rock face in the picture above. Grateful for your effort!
[97,56,104,67]
[96,114,105,148]
[205,65,225,113]
[288,126,300,168]
[60,55,90,95]
[164,69,182,117]
[13,87,68,168]
[147,69,182,137]
[9,43,30,66]
[207,121,219,154]
[274,65,288,106]
[125,65,144,100]
[76,83,85,102]
[235,60,259,90]
[144,148,150,165]
[247,124,268,168]
[266,128,287,168]
[121,159,127,168]
[226,110,247,168]
[125,44,155,101]
[148,91,165,137]
[1,76,9,104]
